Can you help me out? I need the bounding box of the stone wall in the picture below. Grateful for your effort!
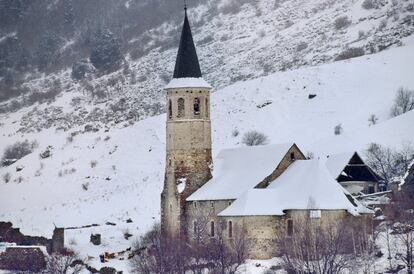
[220,209,364,260]
[0,222,64,254]
[0,247,46,272]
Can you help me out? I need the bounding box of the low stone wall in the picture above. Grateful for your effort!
[0,247,46,272]
[0,221,64,254]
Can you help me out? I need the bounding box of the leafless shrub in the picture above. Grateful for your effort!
[362,0,375,9]
[358,30,366,39]
[81,183,89,191]
[334,16,352,30]
[335,47,365,61]
[231,129,239,137]
[242,130,269,146]
[334,124,343,135]
[378,19,387,30]
[16,176,24,183]
[368,114,378,126]
[2,172,11,183]
[90,160,98,168]
[296,42,308,52]
[365,143,414,187]
[66,135,74,143]
[390,87,414,117]
[277,217,375,274]
[1,140,38,166]
[383,192,414,273]
[207,223,247,274]
[45,251,84,274]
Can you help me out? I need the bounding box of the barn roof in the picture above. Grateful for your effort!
[187,143,294,201]
[219,159,372,216]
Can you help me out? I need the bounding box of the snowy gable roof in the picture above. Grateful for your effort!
[165,77,212,89]
[187,143,294,201]
[219,159,371,216]
[325,152,355,179]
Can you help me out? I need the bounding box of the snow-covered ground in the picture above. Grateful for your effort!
[1,37,414,272]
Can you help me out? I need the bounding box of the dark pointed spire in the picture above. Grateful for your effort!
[173,7,202,78]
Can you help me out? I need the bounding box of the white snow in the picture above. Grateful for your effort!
[219,159,370,216]
[164,77,212,89]
[187,143,293,201]
[324,152,355,179]
[0,40,413,272]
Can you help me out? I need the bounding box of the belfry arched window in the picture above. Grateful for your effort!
[168,99,172,118]
[177,98,185,118]
[194,97,200,115]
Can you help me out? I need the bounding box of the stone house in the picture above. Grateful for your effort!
[160,8,373,259]
[325,152,382,195]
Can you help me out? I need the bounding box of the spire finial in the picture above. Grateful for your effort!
[184,0,187,12]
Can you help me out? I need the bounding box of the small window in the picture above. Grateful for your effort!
[194,98,200,115]
[368,185,375,194]
[194,221,197,235]
[290,152,296,162]
[169,204,172,212]
[210,201,214,208]
[194,202,197,208]
[177,98,185,118]
[287,219,293,236]
[168,99,172,118]
[228,221,233,238]
[210,221,215,237]
[205,98,209,117]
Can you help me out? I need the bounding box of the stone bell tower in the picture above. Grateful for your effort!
[161,7,212,237]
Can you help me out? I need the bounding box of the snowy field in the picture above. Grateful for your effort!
[1,36,414,272]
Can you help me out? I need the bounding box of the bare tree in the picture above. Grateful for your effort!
[390,87,414,117]
[276,216,373,274]
[207,221,246,274]
[242,130,269,146]
[385,192,414,274]
[44,251,84,274]
[130,223,189,274]
[368,114,378,126]
[365,143,414,188]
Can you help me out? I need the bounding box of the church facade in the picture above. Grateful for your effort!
[161,9,373,259]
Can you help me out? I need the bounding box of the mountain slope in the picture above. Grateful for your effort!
[0,37,414,272]
[1,0,413,134]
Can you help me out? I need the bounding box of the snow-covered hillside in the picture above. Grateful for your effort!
[1,37,414,272]
[1,0,414,135]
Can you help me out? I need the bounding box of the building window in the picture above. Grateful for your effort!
[205,98,209,117]
[287,219,293,236]
[194,221,197,235]
[194,202,197,208]
[290,152,296,162]
[368,185,375,194]
[194,98,200,115]
[177,98,185,118]
[168,99,172,118]
[228,221,233,238]
[169,204,172,212]
[210,221,215,237]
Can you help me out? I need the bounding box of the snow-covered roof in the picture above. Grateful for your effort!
[165,77,212,89]
[325,152,355,179]
[187,143,293,201]
[219,159,371,216]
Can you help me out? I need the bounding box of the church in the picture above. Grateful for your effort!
[160,8,373,259]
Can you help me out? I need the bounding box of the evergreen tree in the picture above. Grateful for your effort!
[90,28,123,72]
